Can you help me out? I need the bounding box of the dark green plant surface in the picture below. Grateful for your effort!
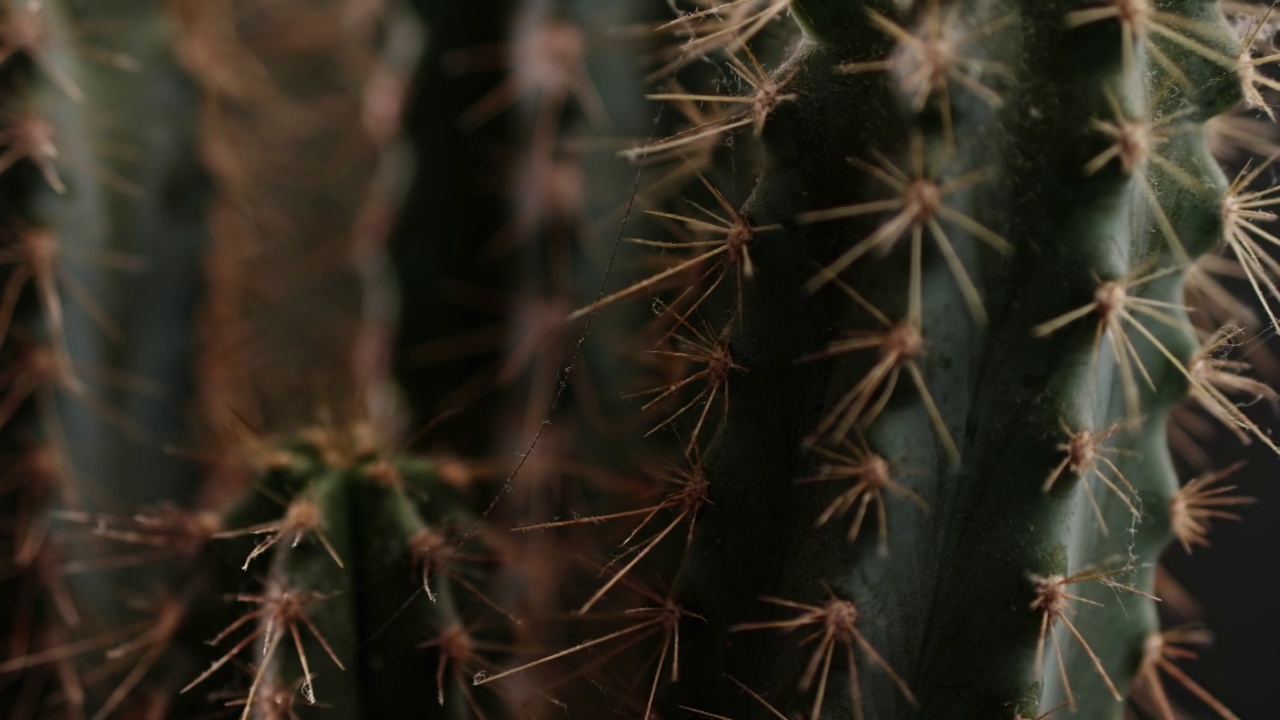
[3,1,1280,719]
[0,0,207,714]
[672,1,1245,718]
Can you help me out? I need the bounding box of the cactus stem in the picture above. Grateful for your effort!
[730,588,917,720]
[800,434,928,555]
[1170,460,1254,553]
[1030,564,1159,709]
[1135,626,1240,720]
[1043,419,1139,532]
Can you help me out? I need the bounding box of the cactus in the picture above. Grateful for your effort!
[2,0,1279,719]
[642,1,1262,718]
[0,1,207,715]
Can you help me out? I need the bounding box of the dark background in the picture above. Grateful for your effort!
[1167,407,1280,719]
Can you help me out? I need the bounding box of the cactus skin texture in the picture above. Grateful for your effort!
[668,1,1252,718]
[2,0,1279,719]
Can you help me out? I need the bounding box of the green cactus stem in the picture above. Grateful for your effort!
[654,1,1259,718]
[0,2,206,713]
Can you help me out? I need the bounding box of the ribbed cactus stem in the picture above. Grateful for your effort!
[665,1,1249,718]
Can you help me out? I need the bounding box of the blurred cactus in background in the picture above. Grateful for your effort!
[3,0,1280,718]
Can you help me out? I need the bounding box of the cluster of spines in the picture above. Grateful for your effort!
[455,2,1280,720]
